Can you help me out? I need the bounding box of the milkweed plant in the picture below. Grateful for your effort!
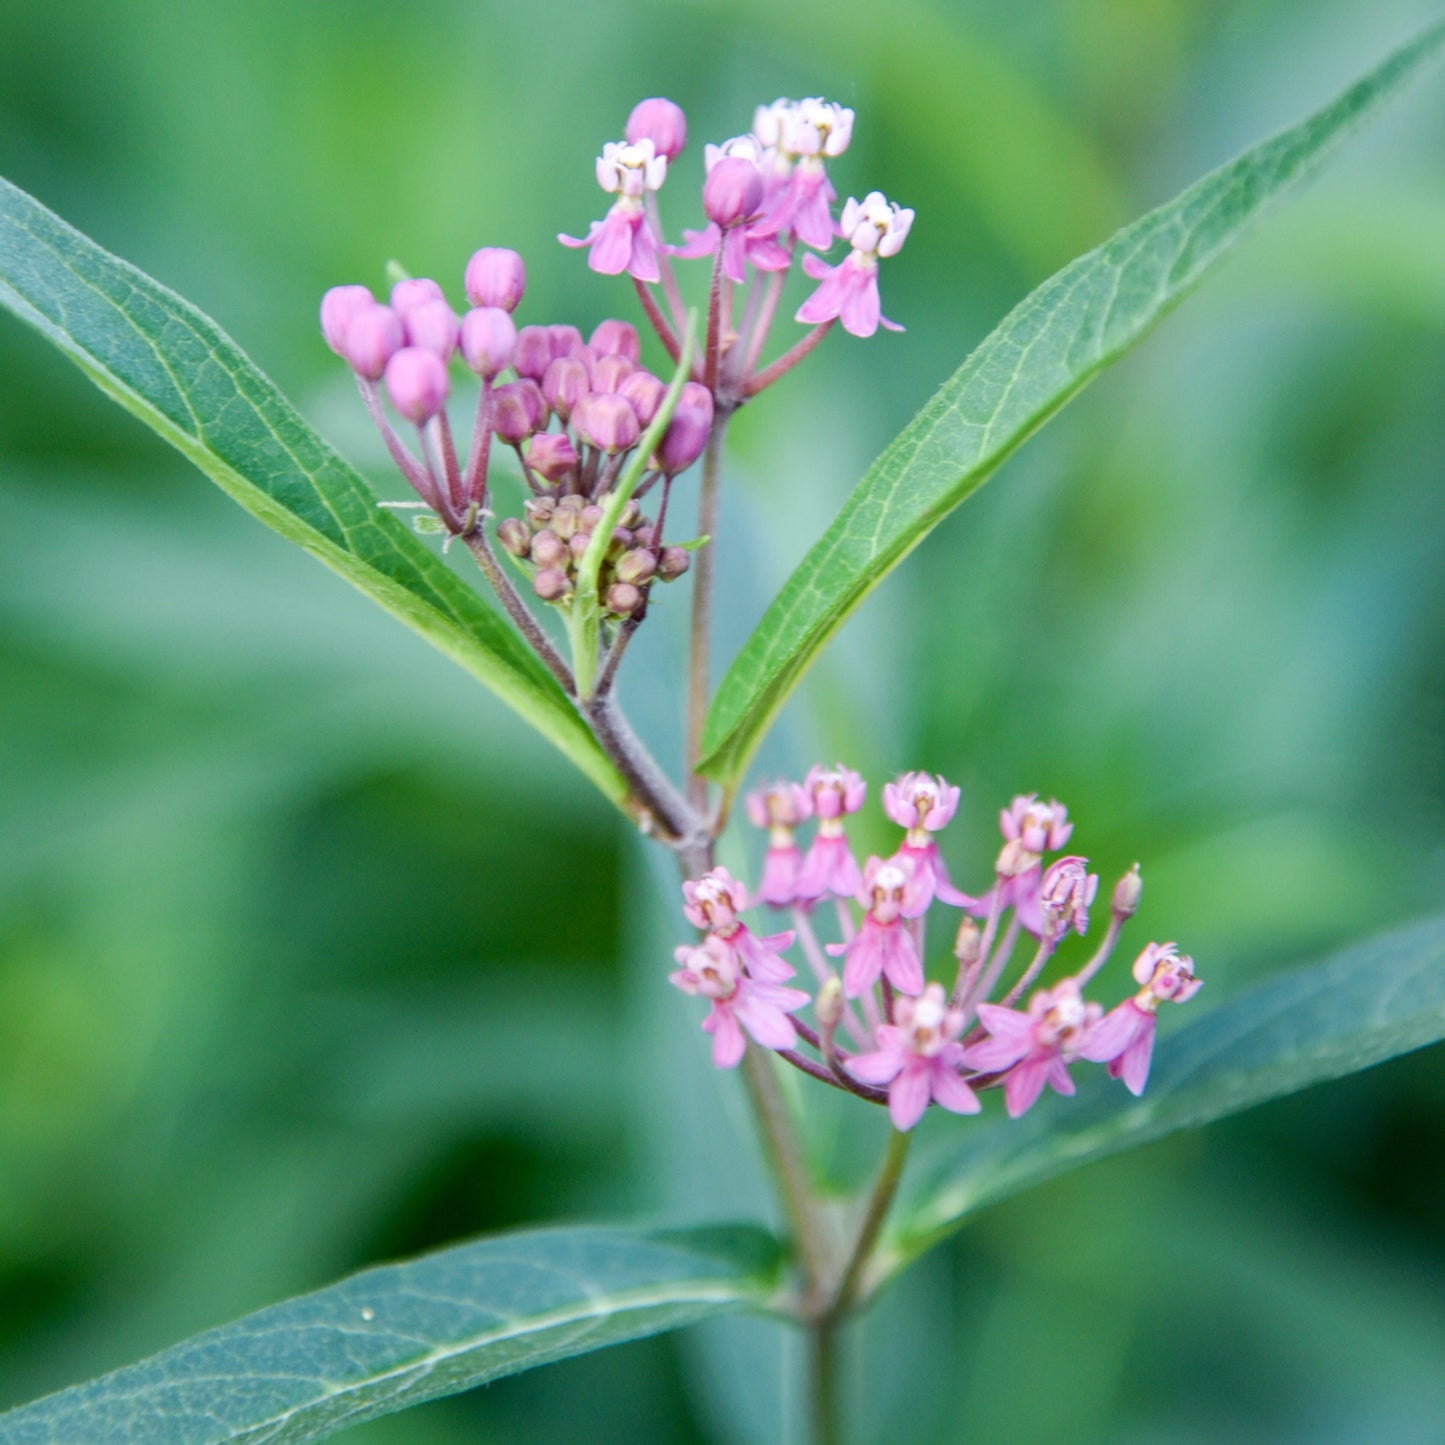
[1,27,1443,1445]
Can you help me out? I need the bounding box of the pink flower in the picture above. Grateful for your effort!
[794,764,866,902]
[829,856,926,998]
[680,867,796,981]
[848,985,981,1129]
[560,139,667,282]
[753,98,855,249]
[1001,794,1073,854]
[626,97,688,161]
[964,979,1104,1118]
[1082,943,1201,1095]
[796,192,912,338]
[884,771,969,908]
[746,781,814,909]
[670,937,810,1069]
[1038,855,1098,940]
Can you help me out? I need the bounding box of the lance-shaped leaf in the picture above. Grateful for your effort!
[698,21,1445,790]
[0,1224,781,1445]
[884,912,1445,1277]
[0,177,632,814]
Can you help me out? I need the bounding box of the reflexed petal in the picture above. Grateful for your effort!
[706,1007,746,1068]
[880,926,923,995]
[974,1003,1037,1048]
[930,1063,982,1116]
[1111,1018,1156,1095]
[627,219,662,283]
[590,211,636,275]
[847,1048,905,1086]
[1048,1056,1076,1096]
[838,271,880,338]
[1080,1001,1144,1062]
[889,1063,933,1131]
[1003,1052,1052,1117]
[735,993,798,1051]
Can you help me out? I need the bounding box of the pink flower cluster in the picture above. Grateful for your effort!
[671,770,1201,1131]
[565,94,913,373]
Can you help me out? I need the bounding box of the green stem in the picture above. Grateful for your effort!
[740,1044,830,1299]
[810,1319,842,1445]
[828,1128,913,1320]
[685,411,729,811]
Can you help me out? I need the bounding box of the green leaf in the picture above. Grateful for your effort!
[889,912,1445,1273]
[0,1224,781,1444]
[698,21,1445,789]
[0,177,631,814]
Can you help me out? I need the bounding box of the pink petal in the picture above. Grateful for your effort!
[706,1006,746,1068]
[881,925,923,995]
[974,1003,1037,1048]
[1003,1052,1052,1117]
[930,1063,982,1116]
[847,1048,905,1086]
[888,1063,933,1131]
[842,928,884,998]
[589,212,635,276]
[627,219,662,284]
[734,993,797,1051]
[1048,1057,1076,1097]
[721,226,750,284]
[1111,1019,1156,1096]
[558,224,601,250]
[1080,1001,1144,1063]
[839,270,880,338]
[669,224,719,260]
[800,252,833,282]
[796,266,849,325]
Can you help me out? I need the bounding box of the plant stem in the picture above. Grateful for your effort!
[810,1320,842,1445]
[587,693,701,846]
[740,1045,831,1300]
[744,321,834,397]
[685,411,729,810]
[828,1128,912,1320]
[460,528,574,694]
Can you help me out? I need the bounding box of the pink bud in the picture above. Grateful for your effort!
[530,529,568,569]
[463,248,526,312]
[319,284,375,355]
[402,298,460,360]
[497,517,530,556]
[614,547,657,584]
[525,431,580,483]
[591,354,636,394]
[390,277,445,313]
[619,370,666,426]
[548,324,585,359]
[590,319,641,363]
[656,382,714,473]
[541,357,589,420]
[384,346,449,424]
[606,581,643,616]
[533,567,570,602]
[342,303,404,380]
[513,325,554,381]
[625,97,687,160]
[657,545,690,580]
[703,157,763,227]
[460,307,517,378]
[581,393,640,454]
[492,379,545,443]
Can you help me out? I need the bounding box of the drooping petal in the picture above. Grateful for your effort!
[888,1061,934,1131]
[880,924,923,995]
[589,210,637,275]
[930,1063,982,1116]
[974,1003,1038,1051]
[1003,1051,1053,1117]
[734,990,798,1052]
[838,268,881,338]
[796,263,851,325]
[704,1005,746,1068]
[1110,1015,1157,1096]
[627,217,662,283]
[842,921,887,998]
[669,224,720,260]
[1047,1056,1076,1097]
[1080,1000,1146,1063]
[847,1048,905,1086]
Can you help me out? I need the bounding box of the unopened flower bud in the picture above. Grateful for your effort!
[703,156,763,227]
[463,247,526,312]
[491,379,546,443]
[497,516,531,557]
[525,431,579,485]
[657,545,691,581]
[523,496,556,531]
[568,531,592,559]
[953,916,982,966]
[551,505,579,541]
[513,325,554,381]
[320,284,375,355]
[402,299,459,360]
[581,393,640,454]
[533,567,570,602]
[615,547,658,585]
[656,382,714,473]
[591,354,635,394]
[590,319,641,363]
[383,346,449,424]
[815,976,845,1030]
[580,504,605,531]
[608,526,634,557]
[1112,864,1143,921]
[530,529,567,569]
[460,307,516,378]
[619,370,666,426]
[548,324,584,359]
[625,97,687,160]
[390,277,445,314]
[341,303,404,379]
[606,581,643,616]
[541,357,589,420]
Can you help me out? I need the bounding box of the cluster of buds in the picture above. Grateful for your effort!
[672,771,1201,1131]
[498,488,689,617]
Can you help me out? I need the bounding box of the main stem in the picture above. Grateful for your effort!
[685,411,730,812]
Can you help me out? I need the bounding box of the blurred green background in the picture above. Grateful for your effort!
[2,1,1443,1440]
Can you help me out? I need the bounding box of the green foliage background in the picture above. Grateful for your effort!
[1,1,1442,1440]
